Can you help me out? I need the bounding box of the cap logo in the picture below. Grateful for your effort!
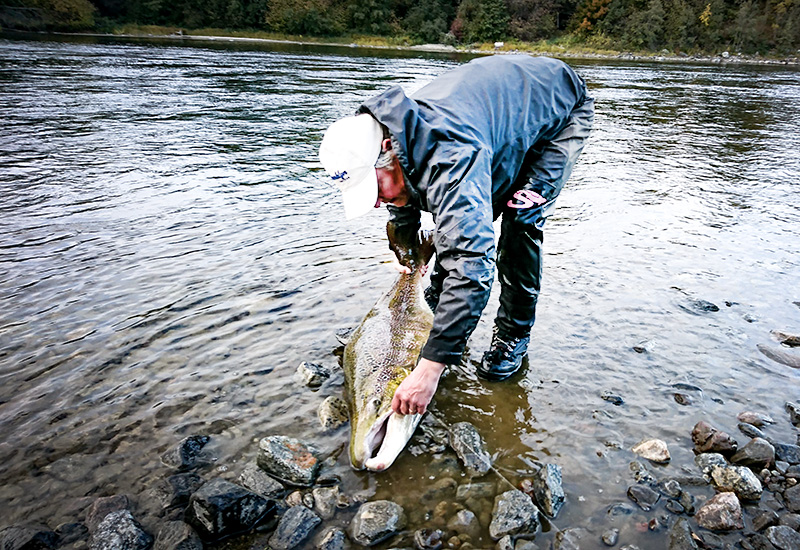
[332,170,349,182]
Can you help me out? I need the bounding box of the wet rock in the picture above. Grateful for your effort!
[257,436,321,487]
[86,495,131,531]
[660,479,682,499]
[738,411,775,427]
[90,510,153,550]
[692,421,738,456]
[55,522,89,546]
[774,443,800,465]
[632,438,671,464]
[424,478,458,501]
[312,486,340,520]
[239,462,286,498]
[456,482,495,501]
[447,510,480,540]
[786,403,800,427]
[496,535,514,550]
[695,492,743,531]
[627,485,660,511]
[297,361,331,388]
[449,422,492,477]
[783,484,800,512]
[779,513,800,530]
[156,473,205,511]
[758,344,800,368]
[0,525,58,550]
[695,452,728,475]
[414,529,444,550]
[629,461,657,486]
[553,528,587,550]
[514,540,540,550]
[184,478,276,541]
[753,509,780,532]
[161,435,211,471]
[349,500,407,546]
[668,517,698,550]
[777,461,790,474]
[154,521,202,550]
[665,499,685,514]
[318,397,349,431]
[710,465,763,500]
[774,332,800,347]
[601,391,624,406]
[685,298,719,313]
[316,527,348,550]
[531,464,565,518]
[601,528,619,546]
[679,491,696,515]
[269,505,322,550]
[489,490,540,540]
[731,438,775,470]
[740,422,769,440]
[607,503,637,517]
[674,393,693,405]
[766,525,800,550]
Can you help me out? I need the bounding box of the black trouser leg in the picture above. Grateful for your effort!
[494,97,595,337]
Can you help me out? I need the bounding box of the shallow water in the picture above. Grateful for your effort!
[1,34,799,549]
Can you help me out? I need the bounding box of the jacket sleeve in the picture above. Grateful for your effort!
[421,148,496,364]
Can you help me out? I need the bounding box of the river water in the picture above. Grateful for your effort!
[1,34,799,549]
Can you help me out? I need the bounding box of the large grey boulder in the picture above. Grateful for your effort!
[257,436,322,487]
[532,464,565,518]
[89,510,153,550]
[489,490,540,540]
[184,478,276,541]
[730,438,775,470]
[349,501,406,546]
[269,506,322,550]
[0,525,58,550]
[710,465,763,501]
[153,521,202,550]
[694,492,743,531]
[449,422,492,477]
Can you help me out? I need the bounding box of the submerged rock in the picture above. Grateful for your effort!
[668,518,698,550]
[692,421,738,456]
[349,501,406,546]
[489,490,540,540]
[695,492,743,531]
[601,528,619,546]
[531,464,565,518]
[86,495,131,531]
[730,437,775,470]
[627,485,660,511]
[297,362,331,388]
[154,521,202,550]
[0,525,58,550]
[161,435,211,471]
[710,465,763,500]
[184,478,276,541]
[738,422,768,440]
[456,482,495,501]
[632,438,671,463]
[737,411,775,427]
[316,527,348,550]
[773,331,800,347]
[414,528,444,550]
[449,422,492,477]
[318,396,349,431]
[312,486,340,520]
[757,344,800,368]
[787,402,800,427]
[554,528,587,550]
[90,510,153,550]
[269,505,322,550]
[257,436,321,487]
[447,509,480,540]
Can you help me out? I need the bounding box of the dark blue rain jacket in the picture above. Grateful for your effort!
[358,55,588,364]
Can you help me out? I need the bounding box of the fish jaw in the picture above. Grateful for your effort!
[349,408,422,471]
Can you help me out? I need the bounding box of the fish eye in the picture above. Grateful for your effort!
[372,398,381,411]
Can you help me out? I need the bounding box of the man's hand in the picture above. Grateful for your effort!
[391,258,428,276]
[392,358,445,416]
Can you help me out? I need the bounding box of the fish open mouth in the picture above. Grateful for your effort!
[359,410,422,472]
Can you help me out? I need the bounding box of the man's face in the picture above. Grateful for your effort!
[375,156,409,208]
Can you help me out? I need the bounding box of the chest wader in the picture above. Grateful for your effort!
[494,97,595,338]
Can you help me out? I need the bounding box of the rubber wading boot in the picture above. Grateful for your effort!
[478,329,530,381]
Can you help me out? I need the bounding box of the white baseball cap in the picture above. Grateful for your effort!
[319,114,383,220]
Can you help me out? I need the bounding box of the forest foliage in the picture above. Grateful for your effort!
[1,0,798,53]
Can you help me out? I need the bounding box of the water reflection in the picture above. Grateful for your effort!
[0,34,799,548]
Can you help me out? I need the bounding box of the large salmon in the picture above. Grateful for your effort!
[344,222,435,471]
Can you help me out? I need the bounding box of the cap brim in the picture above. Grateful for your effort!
[341,169,378,220]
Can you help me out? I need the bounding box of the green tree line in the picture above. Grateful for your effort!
[2,0,798,53]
